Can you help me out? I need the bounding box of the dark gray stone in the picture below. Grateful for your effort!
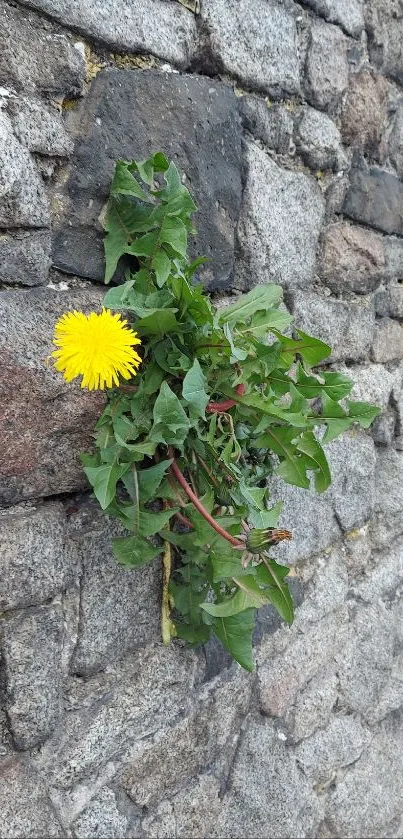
[301,0,364,37]
[385,236,403,282]
[0,111,49,228]
[14,0,197,69]
[0,605,63,749]
[0,285,105,506]
[387,101,403,177]
[68,501,161,676]
[343,156,403,236]
[235,142,325,291]
[0,502,77,611]
[295,107,346,172]
[239,96,294,155]
[365,0,403,86]
[197,0,300,97]
[341,71,388,157]
[319,222,386,294]
[305,19,349,111]
[372,410,396,445]
[0,2,85,97]
[374,285,403,318]
[52,70,242,291]
[0,230,51,286]
[0,757,64,838]
[290,289,375,361]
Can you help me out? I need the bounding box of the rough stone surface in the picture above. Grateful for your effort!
[326,712,403,837]
[0,2,85,97]
[302,0,364,37]
[0,230,51,286]
[370,448,403,548]
[268,476,340,565]
[0,757,64,838]
[384,235,403,281]
[372,317,403,362]
[343,156,403,235]
[68,502,161,675]
[239,97,294,155]
[0,286,105,506]
[15,0,197,69]
[341,71,388,156]
[375,284,403,318]
[52,70,242,290]
[305,19,349,111]
[326,433,376,530]
[198,0,300,96]
[365,0,403,86]
[295,715,371,783]
[0,111,49,228]
[0,502,76,611]
[210,717,324,839]
[0,605,63,749]
[235,142,325,291]
[291,289,375,361]
[7,98,73,157]
[288,667,338,743]
[295,107,346,171]
[319,222,386,294]
[386,101,403,177]
[71,787,133,839]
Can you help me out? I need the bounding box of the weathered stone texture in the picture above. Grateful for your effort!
[294,107,346,172]
[239,97,294,155]
[341,71,388,155]
[7,98,73,157]
[198,0,300,97]
[14,0,197,69]
[0,111,49,228]
[365,0,403,86]
[343,157,403,235]
[235,142,325,291]
[0,286,105,506]
[372,317,403,362]
[295,715,371,783]
[291,289,375,361]
[52,70,242,290]
[0,230,51,286]
[319,222,386,294]
[302,0,364,37]
[0,757,64,838]
[0,605,63,749]
[0,2,85,97]
[305,20,349,111]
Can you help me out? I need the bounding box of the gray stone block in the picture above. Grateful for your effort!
[302,0,364,37]
[305,19,349,111]
[288,667,338,743]
[0,2,85,97]
[341,71,388,156]
[375,285,403,319]
[15,0,197,69]
[319,222,386,295]
[0,285,105,505]
[291,289,375,361]
[365,0,403,86]
[0,230,51,286]
[72,787,134,839]
[295,547,349,627]
[295,715,371,783]
[343,157,403,236]
[351,539,403,607]
[68,503,161,675]
[52,69,242,291]
[235,142,324,292]
[8,98,73,157]
[385,235,403,282]
[239,96,294,155]
[338,362,396,408]
[326,713,403,837]
[198,0,300,97]
[165,773,222,839]
[371,448,403,548]
[372,409,396,445]
[33,644,199,790]
[372,317,403,362]
[326,433,376,530]
[0,111,49,228]
[0,757,64,838]
[387,101,403,177]
[210,717,324,838]
[0,604,63,749]
[295,107,347,171]
[0,502,77,611]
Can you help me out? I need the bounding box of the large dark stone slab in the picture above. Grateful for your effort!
[343,156,403,236]
[52,70,243,291]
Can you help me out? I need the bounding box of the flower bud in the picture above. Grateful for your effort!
[245,528,292,554]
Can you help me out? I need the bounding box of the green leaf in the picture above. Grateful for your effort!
[278,330,331,366]
[83,463,130,510]
[201,575,269,616]
[151,382,190,445]
[160,216,187,256]
[112,535,160,566]
[182,358,209,419]
[223,322,248,362]
[136,309,180,336]
[256,427,310,489]
[346,401,381,428]
[137,460,172,502]
[152,249,171,287]
[255,560,294,624]
[296,432,331,492]
[221,285,283,324]
[294,364,353,400]
[236,307,293,337]
[138,508,178,537]
[248,502,283,529]
[127,230,159,257]
[212,610,255,671]
[111,161,153,202]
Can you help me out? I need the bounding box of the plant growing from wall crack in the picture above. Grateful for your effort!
[52,153,380,670]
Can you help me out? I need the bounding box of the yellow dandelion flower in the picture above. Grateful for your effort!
[51,309,142,390]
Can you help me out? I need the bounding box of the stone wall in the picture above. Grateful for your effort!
[1,1,403,836]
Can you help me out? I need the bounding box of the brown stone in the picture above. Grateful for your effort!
[372,317,403,362]
[0,286,105,506]
[341,71,388,156]
[320,221,386,294]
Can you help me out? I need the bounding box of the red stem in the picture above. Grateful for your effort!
[168,447,243,548]
[207,383,245,414]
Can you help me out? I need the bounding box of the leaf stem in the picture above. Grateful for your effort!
[167,447,243,548]
[161,535,175,645]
